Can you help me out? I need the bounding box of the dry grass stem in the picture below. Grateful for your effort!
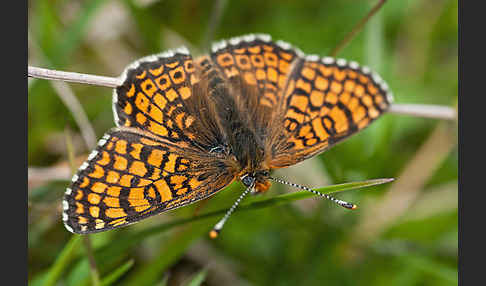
[28,66,456,121]
[389,103,456,121]
[28,66,121,88]
[202,0,228,52]
[329,0,388,57]
[28,166,72,189]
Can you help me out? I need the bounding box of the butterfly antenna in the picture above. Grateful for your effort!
[209,183,254,239]
[269,177,357,210]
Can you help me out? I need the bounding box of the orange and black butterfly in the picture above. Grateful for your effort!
[62,34,392,236]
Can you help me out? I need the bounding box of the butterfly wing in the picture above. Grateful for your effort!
[209,34,303,136]
[63,127,234,234]
[208,34,392,168]
[267,56,393,168]
[113,48,226,151]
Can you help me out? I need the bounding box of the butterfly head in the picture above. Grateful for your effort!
[240,170,271,193]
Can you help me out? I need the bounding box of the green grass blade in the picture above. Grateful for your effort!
[100,260,134,286]
[94,178,393,265]
[41,235,83,286]
[79,178,393,284]
[132,178,393,239]
[122,222,209,285]
[243,178,395,208]
[184,269,208,286]
[119,178,393,284]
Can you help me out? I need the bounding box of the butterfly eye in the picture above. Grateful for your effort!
[209,145,226,154]
[241,174,255,187]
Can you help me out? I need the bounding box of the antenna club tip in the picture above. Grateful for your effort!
[209,229,219,239]
[342,203,357,210]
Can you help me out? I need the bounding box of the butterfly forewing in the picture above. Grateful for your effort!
[209,35,303,135]
[268,56,393,168]
[113,50,208,149]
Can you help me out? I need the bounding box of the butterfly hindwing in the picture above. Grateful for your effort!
[63,127,234,234]
[268,56,393,168]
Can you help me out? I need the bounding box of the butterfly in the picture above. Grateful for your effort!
[62,34,392,236]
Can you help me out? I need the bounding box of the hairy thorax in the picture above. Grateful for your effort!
[228,124,272,193]
[194,56,273,193]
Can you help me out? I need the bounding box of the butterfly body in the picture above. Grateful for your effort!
[63,34,392,234]
[180,55,272,191]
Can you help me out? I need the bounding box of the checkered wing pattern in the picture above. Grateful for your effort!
[209,34,303,133]
[268,56,393,168]
[61,34,394,234]
[113,48,206,148]
[63,128,234,234]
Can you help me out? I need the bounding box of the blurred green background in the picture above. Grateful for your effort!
[28,0,457,285]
